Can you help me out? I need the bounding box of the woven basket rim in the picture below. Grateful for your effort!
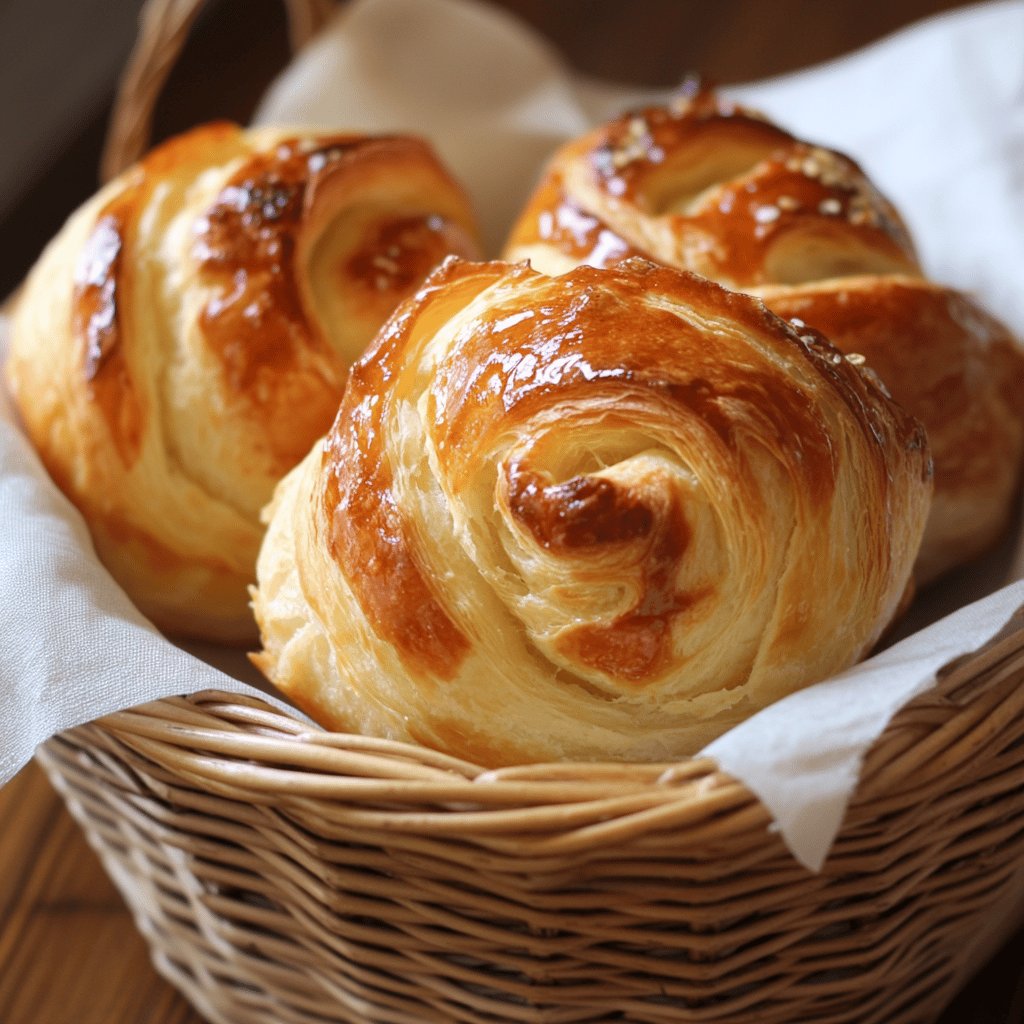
[86,614,1024,843]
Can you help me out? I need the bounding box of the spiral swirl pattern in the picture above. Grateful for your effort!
[253,258,932,765]
[7,123,480,641]
[504,89,1024,582]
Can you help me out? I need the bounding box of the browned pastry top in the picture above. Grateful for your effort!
[7,122,481,641]
[504,90,1024,583]
[507,88,918,289]
[252,257,932,765]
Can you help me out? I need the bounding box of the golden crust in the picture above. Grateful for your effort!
[504,90,918,289]
[6,123,481,643]
[504,90,1024,581]
[252,257,933,766]
[762,276,1024,582]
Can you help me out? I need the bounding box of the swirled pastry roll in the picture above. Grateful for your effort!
[504,89,1024,582]
[503,87,919,288]
[6,123,480,642]
[252,257,932,765]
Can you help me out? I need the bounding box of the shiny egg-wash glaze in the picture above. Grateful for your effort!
[252,258,932,767]
[504,88,1024,584]
[506,88,917,287]
[7,123,481,642]
[75,185,145,470]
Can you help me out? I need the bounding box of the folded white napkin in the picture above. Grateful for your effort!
[2,0,1022,872]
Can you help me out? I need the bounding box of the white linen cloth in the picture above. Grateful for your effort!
[2,0,1023,871]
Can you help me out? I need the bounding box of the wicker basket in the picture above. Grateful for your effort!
[36,619,1024,1024]
[32,1,1024,1021]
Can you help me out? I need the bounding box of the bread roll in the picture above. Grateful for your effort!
[6,123,480,642]
[252,257,932,765]
[504,89,1024,582]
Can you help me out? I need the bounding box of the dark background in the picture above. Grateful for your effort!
[1,1,1020,1022]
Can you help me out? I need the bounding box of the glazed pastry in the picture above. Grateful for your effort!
[252,257,932,765]
[504,89,919,288]
[6,122,481,642]
[504,89,1024,582]
[762,278,1024,583]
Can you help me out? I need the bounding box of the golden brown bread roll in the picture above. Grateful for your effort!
[504,88,1024,582]
[6,122,481,642]
[252,257,932,765]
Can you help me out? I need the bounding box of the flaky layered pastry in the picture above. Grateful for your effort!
[252,258,932,766]
[504,89,1024,582]
[6,123,480,642]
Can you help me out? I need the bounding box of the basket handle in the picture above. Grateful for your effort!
[101,0,338,182]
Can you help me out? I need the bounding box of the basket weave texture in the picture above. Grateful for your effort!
[37,619,1024,1024]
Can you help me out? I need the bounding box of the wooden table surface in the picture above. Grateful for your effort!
[2,1,1022,1021]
